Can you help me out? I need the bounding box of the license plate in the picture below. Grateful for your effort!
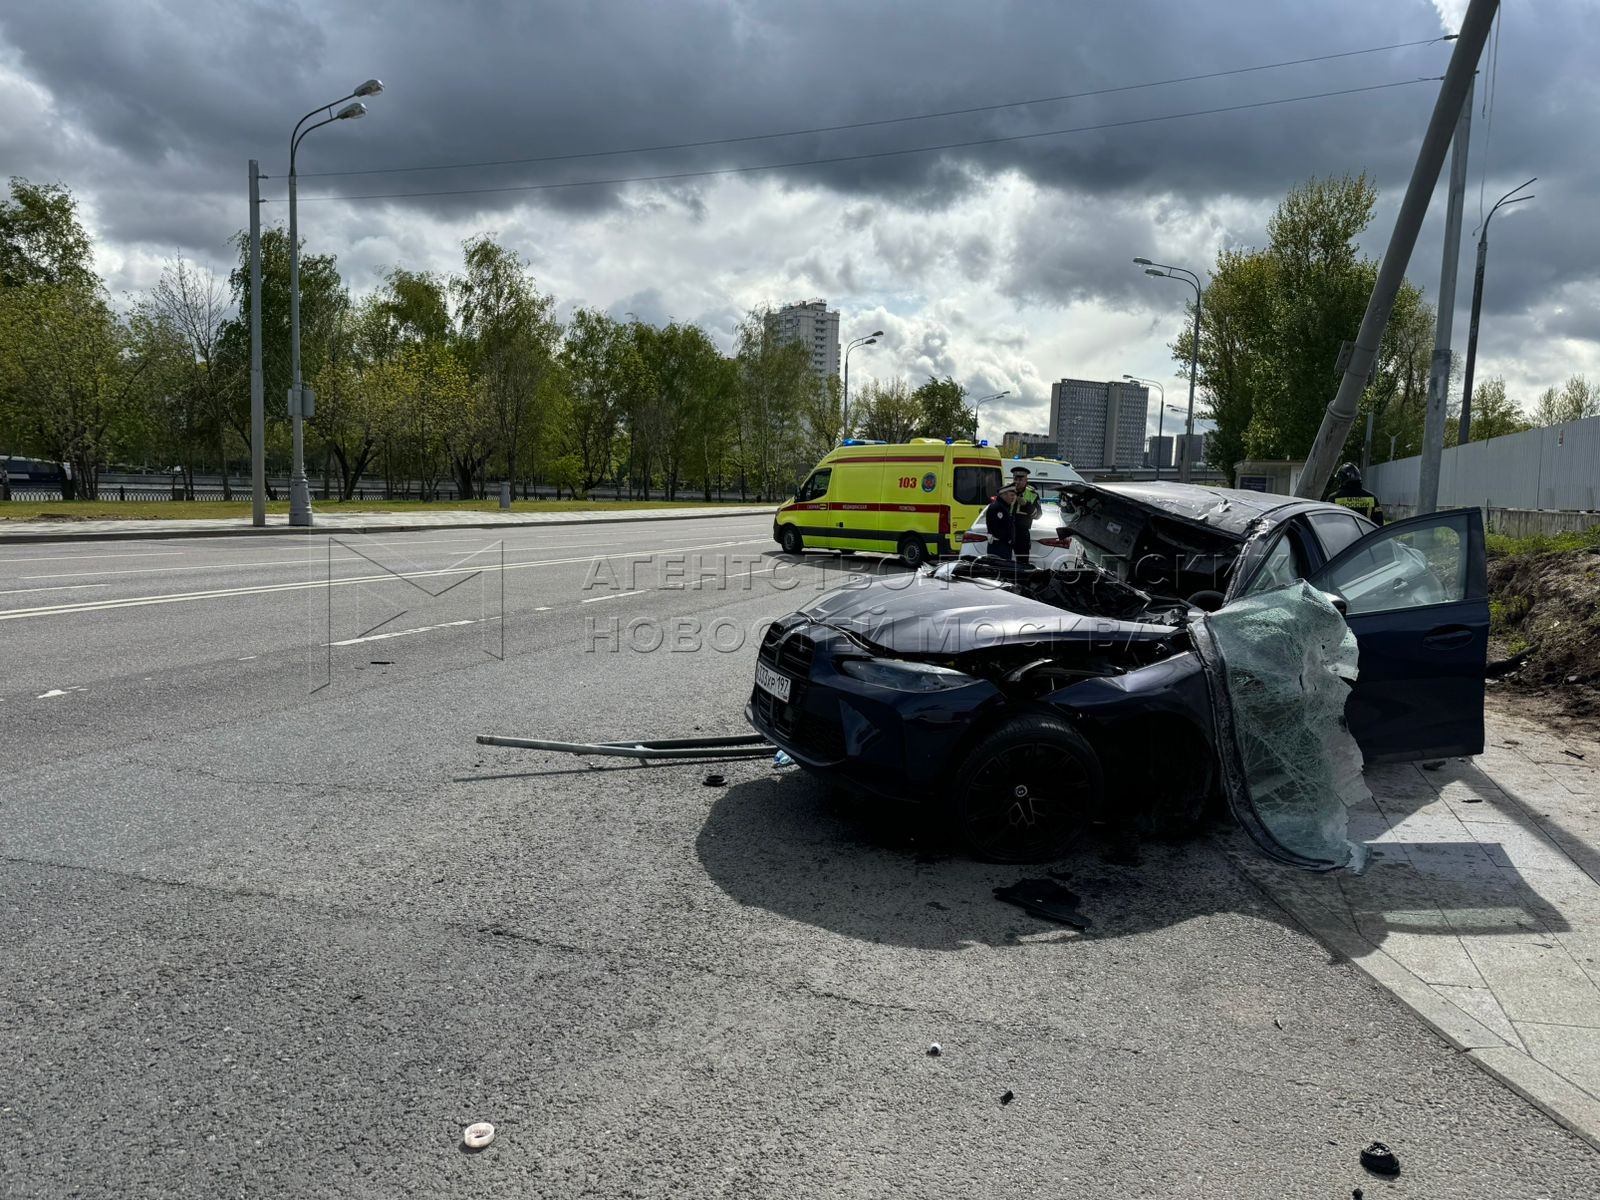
[755,662,793,702]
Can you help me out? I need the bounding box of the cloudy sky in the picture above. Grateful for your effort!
[2,0,1593,445]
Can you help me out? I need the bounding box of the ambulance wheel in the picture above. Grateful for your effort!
[897,533,929,567]
[779,525,804,555]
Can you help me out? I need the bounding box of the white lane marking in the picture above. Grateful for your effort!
[0,551,186,564]
[326,617,493,646]
[580,591,645,604]
[0,538,767,622]
[36,687,87,699]
[20,537,678,580]
[0,584,111,595]
[238,656,257,661]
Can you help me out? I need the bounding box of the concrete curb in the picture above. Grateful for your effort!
[1234,855,1600,1154]
[0,506,774,546]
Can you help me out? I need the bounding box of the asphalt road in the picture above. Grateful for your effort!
[2,515,1596,1197]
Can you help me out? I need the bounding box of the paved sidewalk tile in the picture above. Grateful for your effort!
[1226,703,1600,1147]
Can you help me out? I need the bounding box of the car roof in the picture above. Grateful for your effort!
[1066,480,1343,538]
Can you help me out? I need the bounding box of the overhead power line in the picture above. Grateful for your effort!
[292,35,1454,181]
[282,77,1441,205]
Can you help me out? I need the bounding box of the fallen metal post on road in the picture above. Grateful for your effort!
[475,733,774,761]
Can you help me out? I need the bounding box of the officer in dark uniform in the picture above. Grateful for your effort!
[1330,462,1385,526]
[983,484,1017,561]
[1008,466,1042,566]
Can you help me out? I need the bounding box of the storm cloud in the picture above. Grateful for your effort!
[1,0,1592,440]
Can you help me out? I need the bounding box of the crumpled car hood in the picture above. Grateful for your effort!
[801,574,1178,657]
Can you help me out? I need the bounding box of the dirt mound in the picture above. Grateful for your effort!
[1487,543,1600,722]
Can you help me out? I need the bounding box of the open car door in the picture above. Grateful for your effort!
[1308,507,1488,763]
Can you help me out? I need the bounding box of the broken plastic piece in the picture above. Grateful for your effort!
[462,1122,495,1149]
[1192,581,1371,872]
[1000,1090,1015,1105]
[993,878,1091,929]
[703,773,726,787]
[1359,1142,1399,1176]
[927,1043,942,1057]
[773,750,795,767]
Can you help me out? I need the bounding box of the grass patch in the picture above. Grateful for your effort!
[1485,523,1600,559]
[0,498,759,522]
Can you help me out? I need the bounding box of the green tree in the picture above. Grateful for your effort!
[853,378,921,443]
[1174,173,1431,479]
[152,257,241,496]
[216,228,346,487]
[0,283,152,496]
[732,307,817,500]
[912,375,975,440]
[1532,374,1598,425]
[1460,376,1530,442]
[0,179,96,288]
[559,308,637,490]
[453,235,559,497]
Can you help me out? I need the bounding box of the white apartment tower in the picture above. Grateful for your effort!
[1047,378,1150,469]
[773,299,841,381]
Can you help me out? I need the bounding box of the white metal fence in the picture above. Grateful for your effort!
[1366,415,1600,512]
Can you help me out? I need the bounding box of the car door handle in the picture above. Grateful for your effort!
[1422,626,1474,649]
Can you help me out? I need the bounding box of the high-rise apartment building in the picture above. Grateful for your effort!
[772,299,841,381]
[1001,431,1058,458]
[1046,378,1149,468]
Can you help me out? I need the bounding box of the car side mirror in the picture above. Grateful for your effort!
[1321,590,1349,616]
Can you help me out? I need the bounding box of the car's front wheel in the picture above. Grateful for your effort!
[947,714,1102,862]
[779,525,804,555]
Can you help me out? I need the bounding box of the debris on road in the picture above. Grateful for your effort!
[476,732,772,763]
[1359,1141,1400,1176]
[926,1043,942,1057]
[993,878,1091,929]
[1563,748,1586,760]
[1000,1090,1015,1106]
[462,1122,495,1150]
[703,773,726,787]
[773,749,795,768]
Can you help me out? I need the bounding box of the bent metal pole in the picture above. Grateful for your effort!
[1295,0,1500,499]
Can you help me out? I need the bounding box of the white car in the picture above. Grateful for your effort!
[957,458,1086,570]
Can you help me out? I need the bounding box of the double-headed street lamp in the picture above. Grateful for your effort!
[287,78,383,526]
[1134,258,1203,483]
[1458,177,1534,444]
[1122,374,1182,480]
[841,330,883,435]
[971,390,1009,441]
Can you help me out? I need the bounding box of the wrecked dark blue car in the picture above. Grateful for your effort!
[747,482,1488,864]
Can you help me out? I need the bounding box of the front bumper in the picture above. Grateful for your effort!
[745,615,1004,800]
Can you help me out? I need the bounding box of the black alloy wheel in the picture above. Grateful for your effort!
[948,714,1102,862]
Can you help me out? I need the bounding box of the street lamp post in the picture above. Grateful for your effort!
[1458,177,1535,444]
[1122,374,1168,479]
[287,79,383,526]
[1134,258,1203,482]
[841,330,883,436]
[971,390,1010,442]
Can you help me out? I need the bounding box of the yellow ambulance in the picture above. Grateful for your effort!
[773,439,1004,566]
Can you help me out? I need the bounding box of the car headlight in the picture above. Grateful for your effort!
[838,657,975,692]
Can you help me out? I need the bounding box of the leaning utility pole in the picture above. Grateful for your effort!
[1296,0,1499,499]
[249,159,266,527]
[1418,77,1473,515]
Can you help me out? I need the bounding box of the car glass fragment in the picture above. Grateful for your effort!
[1190,580,1371,871]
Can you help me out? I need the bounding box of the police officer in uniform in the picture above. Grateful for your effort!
[1330,462,1385,526]
[1008,466,1042,565]
[983,484,1017,561]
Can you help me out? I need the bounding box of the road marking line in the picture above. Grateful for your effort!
[580,591,645,603]
[35,687,87,699]
[0,538,767,622]
[20,537,683,580]
[0,551,186,563]
[0,584,111,595]
[326,617,494,646]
